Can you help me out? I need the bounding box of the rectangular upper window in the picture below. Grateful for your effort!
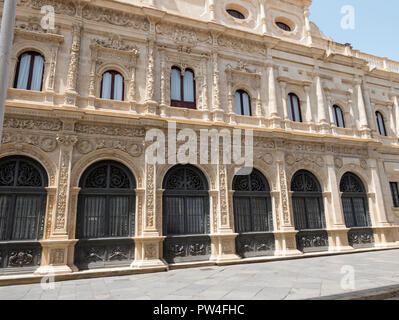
[390,182,399,208]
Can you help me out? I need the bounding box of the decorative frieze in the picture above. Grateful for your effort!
[76,138,143,157]
[2,132,58,153]
[4,117,62,131]
[75,123,145,137]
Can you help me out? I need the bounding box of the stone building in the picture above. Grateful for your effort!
[1,0,399,279]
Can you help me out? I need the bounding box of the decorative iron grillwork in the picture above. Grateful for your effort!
[233,169,273,242]
[163,165,210,262]
[340,172,366,193]
[340,172,371,229]
[0,157,47,243]
[76,161,136,269]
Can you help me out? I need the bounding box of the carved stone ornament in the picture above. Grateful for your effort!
[15,16,63,43]
[76,138,143,157]
[56,134,78,147]
[91,35,139,54]
[2,132,58,152]
[75,123,145,137]
[4,117,62,131]
[285,153,325,167]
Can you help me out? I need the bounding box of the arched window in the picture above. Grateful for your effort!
[163,165,210,263]
[233,169,273,233]
[170,67,196,109]
[0,156,48,241]
[101,70,124,101]
[14,51,44,91]
[75,161,136,269]
[340,172,374,248]
[376,111,387,136]
[340,173,370,228]
[288,93,302,122]
[333,105,345,128]
[235,90,252,116]
[233,169,274,258]
[0,156,47,270]
[291,170,328,252]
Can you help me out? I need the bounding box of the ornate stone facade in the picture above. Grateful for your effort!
[1,0,399,280]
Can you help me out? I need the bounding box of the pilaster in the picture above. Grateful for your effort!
[274,151,301,256]
[132,163,167,268]
[36,131,78,275]
[325,155,352,252]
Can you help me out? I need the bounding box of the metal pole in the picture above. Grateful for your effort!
[0,0,17,142]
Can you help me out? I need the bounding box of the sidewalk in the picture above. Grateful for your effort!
[1,249,399,300]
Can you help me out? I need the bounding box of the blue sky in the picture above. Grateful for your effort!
[310,0,399,61]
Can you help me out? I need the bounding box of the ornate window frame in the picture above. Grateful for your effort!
[88,35,139,109]
[225,60,261,117]
[11,17,64,104]
[159,47,209,114]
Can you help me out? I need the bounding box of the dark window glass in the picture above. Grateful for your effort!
[288,93,302,122]
[233,169,273,233]
[101,70,124,101]
[14,51,44,91]
[276,22,292,32]
[235,90,252,116]
[291,170,325,231]
[227,9,245,19]
[171,67,196,109]
[390,182,399,208]
[77,161,136,239]
[333,105,345,128]
[376,111,387,136]
[340,172,371,228]
[0,156,48,241]
[163,165,209,236]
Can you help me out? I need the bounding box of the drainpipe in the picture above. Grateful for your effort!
[0,0,17,142]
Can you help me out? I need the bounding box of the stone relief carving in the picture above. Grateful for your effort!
[89,35,139,102]
[2,132,58,153]
[285,153,325,168]
[145,164,155,229]
[4,117,62,131]
[66,24,82,95]
[76,138,143,157]
[75,123,145,137]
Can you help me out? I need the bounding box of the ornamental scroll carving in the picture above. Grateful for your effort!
[2,132,58,153]
[54,134,77,232]
[219,166,229,227]
[76,138,143,157]
[89,35,139,102]
[17,0,150,31]
[65,24,82,102]
[278,163,291,226]
[285,153,325,168]
[225,61,262,114]
[145,164,155,229]
[4,117,62,131]
[75,123,145,137]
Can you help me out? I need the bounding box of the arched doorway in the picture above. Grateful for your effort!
[75,161,136,269]
[233,169,274,258]
[0,156,48,272]
[340,172,374,248]
[291,170,329,252]
[162,165,210,263]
